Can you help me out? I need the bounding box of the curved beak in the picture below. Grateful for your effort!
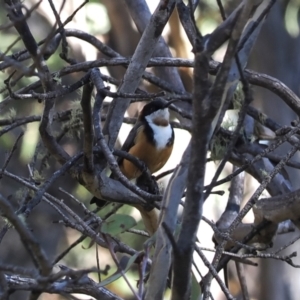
[163,99,179,108]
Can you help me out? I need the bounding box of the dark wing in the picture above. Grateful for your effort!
[90,121,143,207]
[91,121,143,206]
[167,125,175,147]
[116,120,144,164]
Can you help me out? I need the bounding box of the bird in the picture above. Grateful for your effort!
[91,99,176,235]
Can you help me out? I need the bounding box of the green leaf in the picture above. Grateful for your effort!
[98,252,140,287]
[191,272,202,300]
[101,214,137,236]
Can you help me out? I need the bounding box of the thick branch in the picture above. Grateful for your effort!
[103,0,176,149]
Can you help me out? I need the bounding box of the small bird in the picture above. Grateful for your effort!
[120,99,175,179]
[91,99,176,235]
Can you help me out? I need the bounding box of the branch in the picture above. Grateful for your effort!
[254,189,300,227]
[5,273,122,300]
[88,68,160,204]
[103,0,177,149]
[145,143,191,299]
[81,79,95,173]
[126,0,186,94]
[0,194,51,276]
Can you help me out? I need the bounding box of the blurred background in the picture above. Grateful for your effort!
[1,0,300,299]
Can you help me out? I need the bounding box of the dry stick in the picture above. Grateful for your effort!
[241,252,300,268]
[145,146,191,299]
[216,166,244,231]
[44,197,87,233]
[81,80,94,173]
[113,139,161,195]
[43,265,99,282]
[205,125,300,190]
[24,153,82,215]
[0,0,87,71]
[58,188,100,217]
[209,59,300,117]
[0,113,56,127]
[1,21,299,112]
[51,192,102,266]
[113,149,152,180]
[23,0,64,88]
[0,0,42,87]
[173,2,255,299]
[0,111,188,139]
[138,245,151,298]
[41,193,136,256]
[126,228,149,237]
[0,35,22,63]
[168,7,207,298]
[54,190,104,261]
[235,261,250,300]
[0,168,137,256]
[126,0,186,96]
[205,0,258,202]
[172,66,209,299]
[237,0,276,53]
[198,246,257,266]
[103,0,177,150]
[202,216,260,256]
[204,90,251,200]
[215,165,244,292]
[5,0,70,168]
[2,54,299,119]
[1,28,186,100]
[155,168,176,180]
[246,105,281,132]
[195,245,234,300]
[0,0,86,94]
[96,245,101,283]
[5,265,116,300]
[0,0,43,31]
[177,0,200,47]
[242,144,300,170]
[5,273,122,300]
[56,57,192,74]
[64,28,185,95]
[202,143,300,296]
[0,263,38,277]
[21,86,166,102]
[53,235,87,266]
[200,1,262,297]
[0,272,8,300]
[0,131,24,179]
[215,219,271,274]
[0,194,51,276]
[275,234,300,254]
[90,68,160,203]
[0,61,90,107]
[47,0,71,63]
[5,0,50,88]
[105,235,140,300]
[55,190,103,273]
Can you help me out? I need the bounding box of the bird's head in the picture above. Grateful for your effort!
[139,99,177,126]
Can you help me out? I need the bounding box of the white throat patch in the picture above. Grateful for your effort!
[145,109,172,149]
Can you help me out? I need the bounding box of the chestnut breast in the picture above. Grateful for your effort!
[120,121,174,179]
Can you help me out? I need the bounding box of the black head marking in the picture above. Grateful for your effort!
[139,99,167,120]
[139,99,178,120]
